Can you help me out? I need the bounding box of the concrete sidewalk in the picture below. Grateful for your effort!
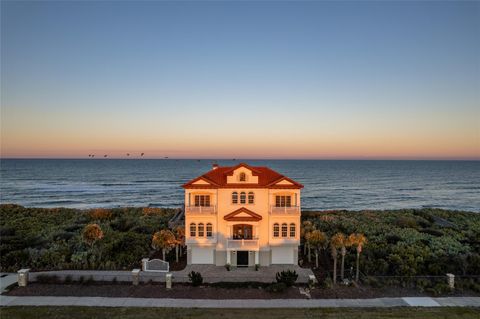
[1,296,479,308]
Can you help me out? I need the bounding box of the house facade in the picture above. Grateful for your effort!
[182,163,303,267]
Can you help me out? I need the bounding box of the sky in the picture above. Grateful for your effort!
[1,1,479,160]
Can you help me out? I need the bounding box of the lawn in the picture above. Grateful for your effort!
[1,307,479,319]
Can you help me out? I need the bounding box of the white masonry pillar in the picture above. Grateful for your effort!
[255,251,259,265]
[227,251,231,264]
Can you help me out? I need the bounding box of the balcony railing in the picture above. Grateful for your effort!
[185,205,217,214]
[270,205,300,214]
[226,238,259,250]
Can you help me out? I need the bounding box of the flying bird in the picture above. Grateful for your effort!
[126,153,130,156]
[141,153,144,156]
[104,155,108,158]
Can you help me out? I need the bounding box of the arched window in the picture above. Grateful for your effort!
[289,223,296,238]
[206,223,213,237]
[240,192,246,204]
[198,223,205,237]
[281,223,288,237]
[248,192,254,204]
[239,172,246,182]
[273,223,279,237]
[232,192,238,204]
[190,223,196,237]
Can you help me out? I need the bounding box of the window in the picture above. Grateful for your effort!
[194,195,210,207]
[273,223,279,237]
[206,223,213,237]
[190,223,196,237]
[248,192,254,204]
[281,223,288,237]
[290,223,296,238]
[198,223,205,237]
[240,192,246,204]
[275,195,291,207]
[232,192,238,204]
[239,172,246,182]
[233,224,253,239]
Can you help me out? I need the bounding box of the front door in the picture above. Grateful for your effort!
[237,251,249,267]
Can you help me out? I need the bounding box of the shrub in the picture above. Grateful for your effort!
[395,216,418,229]
[82,224,104,247]
[64,275,73,284]
[266,282,287,293]
[275,270,298,287]
[320,277,333,289]
[188,271,203,287]
[89,208,112,221]
[420,228,444,237]
[225,263,231,271]
[255,264,260,271]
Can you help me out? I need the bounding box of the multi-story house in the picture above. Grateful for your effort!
[182,163,303,267]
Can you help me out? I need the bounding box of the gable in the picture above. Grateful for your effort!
[192,179,211,185]
[226,166,259,184]
[274,179,294,185]
[224,208,262,222]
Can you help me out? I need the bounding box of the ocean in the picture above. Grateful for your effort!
[0,159,479,212]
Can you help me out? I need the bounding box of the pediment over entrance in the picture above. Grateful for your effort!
[223,207,262,222]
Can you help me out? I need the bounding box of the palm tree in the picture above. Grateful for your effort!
[301,220,315,259]
[174,226,185,263]
[348,233,367,282]
[330,233,345,284]
[151,230,177,260]
[340,234,352,280]
[307,230,328,268]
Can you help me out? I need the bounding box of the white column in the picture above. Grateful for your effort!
[227,251,231,264]
[255,251,259,265]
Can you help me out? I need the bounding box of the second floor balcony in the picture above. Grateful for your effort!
[185,205,217,215]
[226,238,259,250]
[269,205,300,215]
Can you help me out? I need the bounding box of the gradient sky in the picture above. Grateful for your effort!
[1,1,479,159]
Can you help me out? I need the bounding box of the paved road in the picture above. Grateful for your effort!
[1,296,479,308]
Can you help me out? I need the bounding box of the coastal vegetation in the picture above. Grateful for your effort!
[1,204,479,294]
[0,204,177,271]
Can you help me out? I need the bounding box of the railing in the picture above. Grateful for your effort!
[227,238,259,250]
[185,205,217,214]
[270,205,300,214]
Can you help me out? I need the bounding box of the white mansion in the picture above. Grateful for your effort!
[182,163,303,266]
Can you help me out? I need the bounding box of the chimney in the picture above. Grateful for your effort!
[212,163,219,170]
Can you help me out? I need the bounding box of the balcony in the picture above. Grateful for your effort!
[269,205,300,215]
[185,205,217,215]
[226,238,259,250]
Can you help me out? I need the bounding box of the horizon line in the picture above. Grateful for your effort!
[1,157,479,161]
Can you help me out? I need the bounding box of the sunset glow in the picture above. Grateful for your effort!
[1,1,479,159]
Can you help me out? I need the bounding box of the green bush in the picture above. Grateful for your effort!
[188,271,203,287]
[275,270,298,287]
[265,282,287,293]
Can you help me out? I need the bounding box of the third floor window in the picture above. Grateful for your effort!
[194,195,210,207]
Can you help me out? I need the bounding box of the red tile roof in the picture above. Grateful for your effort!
[182,163,303,189]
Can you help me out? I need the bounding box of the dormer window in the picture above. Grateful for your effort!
[239,172,246,182]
